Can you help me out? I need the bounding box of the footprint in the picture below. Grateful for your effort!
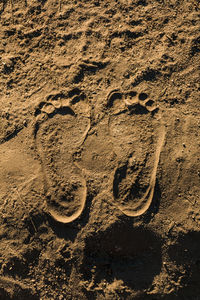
[34,89,90,223]
[108,89,165,217]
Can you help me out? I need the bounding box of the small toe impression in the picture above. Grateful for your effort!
[124,90,138,107]
[138,92,148,101]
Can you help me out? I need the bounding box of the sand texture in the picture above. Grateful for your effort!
[0,0,200,299]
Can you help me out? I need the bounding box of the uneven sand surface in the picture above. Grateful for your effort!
[0,0,200,299]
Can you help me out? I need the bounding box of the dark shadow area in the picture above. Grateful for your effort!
[2,63,14,75]
[111,29,143,41]
[68,87,81,98]
[107,91,123,108]
[0,125,24,145]
[113,163,127,198]
[80,221,162,290]
[167,231,200,299]
[70,92,86,104]
[139,92,148,101]
[51,106,75,117]
[0,279,40,300]
[190,36,200,57]
[128,103,149,115]
[73,60,108,83]
[137,0,147,6]
[46,92,67,101]
[127,90,137,97]
[46,214,80,242]
[145,99,154,107]
[132,68,161,87]
[129,19,142,26]
[23,211,47,236]
[0,0,6,16]
[24,29,42,39]
[142,69,161,82]
[2,257,29,279]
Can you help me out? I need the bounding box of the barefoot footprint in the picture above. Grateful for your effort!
[108,89,165,217]
[34,89,90,223]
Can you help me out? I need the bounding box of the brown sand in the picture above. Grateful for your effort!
[0,0,200,299]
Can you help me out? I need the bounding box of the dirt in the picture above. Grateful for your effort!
[0,0,200,299]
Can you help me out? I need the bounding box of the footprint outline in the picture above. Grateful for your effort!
[33,88,91,223]
[107,88,166,217]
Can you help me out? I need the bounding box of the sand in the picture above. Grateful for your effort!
[0,0,200,299]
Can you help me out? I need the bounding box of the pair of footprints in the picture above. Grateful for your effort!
[34,88,165,223]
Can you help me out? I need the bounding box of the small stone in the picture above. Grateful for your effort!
[41,103,55,115]
[36,112,48,123]
[51,99,61,109]
[23,120,27,127]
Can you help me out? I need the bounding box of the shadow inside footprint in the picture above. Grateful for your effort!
[81,222,162,290]
[128,103,149,115]
[35,105,90,224]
